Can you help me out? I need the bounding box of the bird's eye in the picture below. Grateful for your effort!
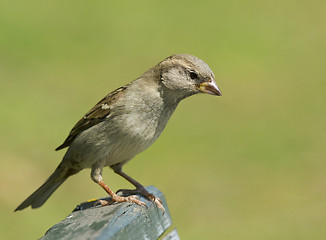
[189,71,198,80]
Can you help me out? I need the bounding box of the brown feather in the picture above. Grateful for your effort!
[55,86,127,151]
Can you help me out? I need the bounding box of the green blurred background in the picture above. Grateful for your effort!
[1,0,325,239]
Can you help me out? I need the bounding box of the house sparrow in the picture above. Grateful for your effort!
[15,54,221,213]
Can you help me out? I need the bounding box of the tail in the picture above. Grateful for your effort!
[15,166,78,211]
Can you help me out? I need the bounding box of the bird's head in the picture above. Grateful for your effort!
[157,54,221,101]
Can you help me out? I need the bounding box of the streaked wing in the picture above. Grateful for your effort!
[56,86,127,151]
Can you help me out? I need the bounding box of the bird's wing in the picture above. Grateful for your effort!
[55,86,127,151]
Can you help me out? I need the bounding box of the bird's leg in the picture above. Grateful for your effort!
[91,166,146,208]
[112,164,165,214]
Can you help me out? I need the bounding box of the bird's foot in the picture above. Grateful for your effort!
[95,194,147,208]
[97,180,147,208]
[117,187,165,214]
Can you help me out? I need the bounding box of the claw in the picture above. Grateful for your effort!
[152,197,165,215]
[94,199,111,207]
[124,195,148,208]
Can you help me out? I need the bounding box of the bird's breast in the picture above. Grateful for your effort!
[106,96,177,158]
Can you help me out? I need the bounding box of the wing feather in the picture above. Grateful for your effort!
[55,86,127,151]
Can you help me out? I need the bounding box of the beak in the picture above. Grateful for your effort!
[198,80,222,96]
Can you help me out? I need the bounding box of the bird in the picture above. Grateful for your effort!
[15,54,221,213]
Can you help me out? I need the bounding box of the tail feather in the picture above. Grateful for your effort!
[15,166,75,211]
